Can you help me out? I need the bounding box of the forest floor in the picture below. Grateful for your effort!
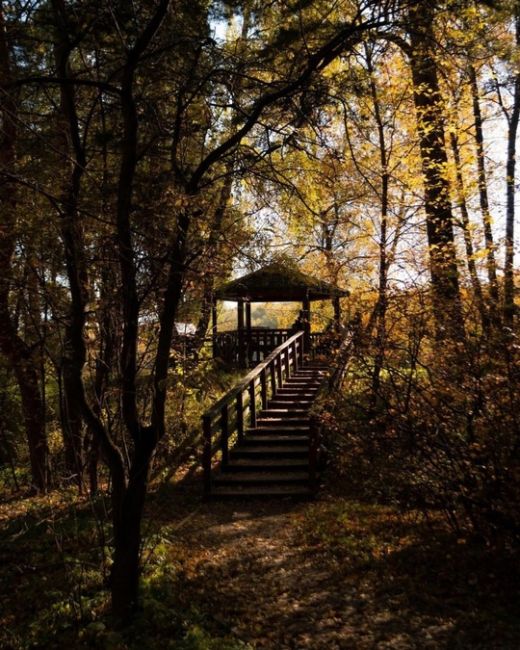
[1,476,520,649]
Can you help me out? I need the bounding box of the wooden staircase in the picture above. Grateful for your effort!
[211,362,328,498]
[202,331,330,499]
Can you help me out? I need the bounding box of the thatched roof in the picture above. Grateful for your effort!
[214,262,348,302]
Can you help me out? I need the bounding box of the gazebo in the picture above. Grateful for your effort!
[211,262,348,368]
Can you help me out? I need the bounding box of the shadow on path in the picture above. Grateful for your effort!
[147,481,520,649]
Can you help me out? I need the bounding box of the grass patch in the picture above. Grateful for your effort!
[0,489,250,650]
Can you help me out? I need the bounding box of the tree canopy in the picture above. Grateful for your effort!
[0,0,519,638]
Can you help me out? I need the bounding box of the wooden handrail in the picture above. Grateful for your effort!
[202,331,305,496]
[203,331,303,419]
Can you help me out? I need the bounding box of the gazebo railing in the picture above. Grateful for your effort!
[211,328,329,367]
[212,328,292,366]
[202,331,304,496]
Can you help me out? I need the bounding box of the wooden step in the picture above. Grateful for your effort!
[278,382,319,387]
[270,395,313,403]
[231,445,309,458]
[287,371,323,377]
[243,435,309,445]
[214,471,310,485]
[268,400,312,409]
[277,385,319,391]
[271,393,314,399]
[210,484,313,498]
[274,390,318,398]
[225,458,309,471]
[256,417,309,426]
[260,409,309,418]
[247,425,309,434]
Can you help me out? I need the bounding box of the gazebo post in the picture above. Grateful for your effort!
[245,301,252,365]
[211,296,218,357]
[302,294,311,353]
[237,299,245,368]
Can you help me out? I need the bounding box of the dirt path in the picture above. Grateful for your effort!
[151,490,519,650]
[175,501,357,649]
[1,484,518,648]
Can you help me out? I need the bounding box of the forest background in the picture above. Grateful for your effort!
[1,0,520,646]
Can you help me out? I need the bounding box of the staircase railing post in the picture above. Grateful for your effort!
[276,355,282,388]
[249,379,257,428]
[260,369,267,410]
[236,391,244,443]
[202,415,212,497]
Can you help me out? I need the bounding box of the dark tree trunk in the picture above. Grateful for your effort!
[365,45,389,404]
[15,356,49,490]
[109,0,173,619]
[89,267,117,495]
[504,11,520,326]
[407,3,465,340]
[449,130,489,332]
[52,0,93,490]
[0,6,49,492]
[60,362,85,488]
[110,443,153,620]
[469,64,500,314]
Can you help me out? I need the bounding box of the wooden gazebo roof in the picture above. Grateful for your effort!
[214,262,348,302]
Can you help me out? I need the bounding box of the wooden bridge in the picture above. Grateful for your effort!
[202,262,350,498]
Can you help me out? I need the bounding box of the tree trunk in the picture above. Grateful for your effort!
[110,443,153,620]
[89,266,117,495]
[0,6,49,491]
[364,44,389,404]
[52,0,93,490]
[504,11,520,326]
[15,357,49,490]
[407,3,465,340]
[469,64,500,314]
[449,130,489,332]
[109,0,172,619]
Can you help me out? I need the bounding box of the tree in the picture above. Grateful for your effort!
[0,4,50,492]
[404,1,465,340]
[20,0,390,619]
